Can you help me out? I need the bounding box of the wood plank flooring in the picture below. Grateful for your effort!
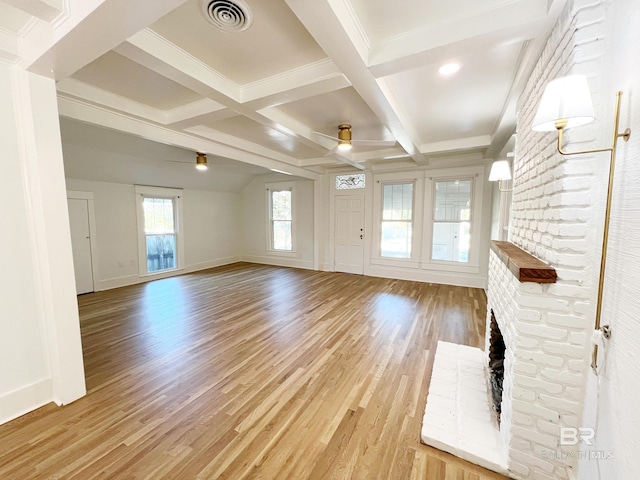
[0,263,509,479]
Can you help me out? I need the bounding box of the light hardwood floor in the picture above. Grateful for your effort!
[0,263,509,479]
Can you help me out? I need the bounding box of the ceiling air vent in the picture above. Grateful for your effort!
[199,0,253,32]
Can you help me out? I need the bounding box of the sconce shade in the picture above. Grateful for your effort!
[489,160,512,181]
[532,75,595,131]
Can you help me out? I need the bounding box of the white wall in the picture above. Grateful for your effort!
[0,66,85,425]
[241,174,315,269]
[0,67,50,420]
[65,178,242,290]
[579,0,640,478]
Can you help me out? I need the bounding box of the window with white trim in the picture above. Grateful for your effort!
[135,186,184,275]
[267,184,294,252]
[431,179,472,263]
[380,182,414,258]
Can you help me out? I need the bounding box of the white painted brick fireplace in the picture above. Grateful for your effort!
[486,250,590,480]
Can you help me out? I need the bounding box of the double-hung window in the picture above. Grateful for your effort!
[135,186,183,275]
[268,184,294,252]
[431,179,472,263]
[380,182,414,258]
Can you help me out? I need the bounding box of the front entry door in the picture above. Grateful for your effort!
[334,194,365,274]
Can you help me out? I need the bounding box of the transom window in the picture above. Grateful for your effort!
[336,173,365,190]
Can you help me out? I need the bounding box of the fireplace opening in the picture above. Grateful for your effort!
[488,309,505,423]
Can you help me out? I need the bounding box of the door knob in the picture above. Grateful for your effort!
[360,234,363,239]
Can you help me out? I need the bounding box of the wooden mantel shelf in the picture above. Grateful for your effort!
[491,241,557,284]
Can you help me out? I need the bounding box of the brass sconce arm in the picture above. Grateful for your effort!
[552,91,631,374]
[554,89,631,156]
[497,180,512,192]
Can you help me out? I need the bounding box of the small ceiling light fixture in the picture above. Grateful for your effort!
[438,62,462,76]
[196,152,208,171]
[488,160,512,192]
[532,74,632,374]
[337,124,353,152]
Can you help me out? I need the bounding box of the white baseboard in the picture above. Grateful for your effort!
[183,256,243,274]
[98,256,483,290]
[98,256,242,291]
[241,255,314,270]
[0,378,53,426]
[366,265,487,288]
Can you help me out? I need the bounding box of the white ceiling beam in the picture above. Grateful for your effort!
[58,96,319,181]
[300,155,364,171]
[0,29,20,64]
[115,30,334,154]
[257,107,333,151]
[420,135,492,155]
[184,125,305,168]
[367,0,549,78]
[167,109,239,130]
[57,79,237,131]
[57,78,167,123]
[285,0,427,166]
[165,98,227,124]
[241,59,351,109]
[24,0,189,78]
[118,28,241,103]
[3,0,63,22]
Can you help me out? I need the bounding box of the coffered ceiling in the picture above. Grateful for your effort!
[2,0,566,181]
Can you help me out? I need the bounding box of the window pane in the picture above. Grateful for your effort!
[143,198,175,234]
[146,234,176,272]
[434,180,472,221]
[273,220,292,250]
[272,190,292,220]
[382,183,413,221]
[432,222,470,262]
[380,221,412,258]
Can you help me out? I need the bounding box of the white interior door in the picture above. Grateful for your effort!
[334,194,365,274]
[68,198,94,294]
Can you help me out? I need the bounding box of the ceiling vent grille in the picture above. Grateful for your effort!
[200,0,253,32]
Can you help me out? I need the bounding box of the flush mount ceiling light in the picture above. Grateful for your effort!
[532,74,632,374]
[488,160,512,192]
[199,0,253,32]
[337,124,353,152]
[196,152,208,171]
[438,62,462,76]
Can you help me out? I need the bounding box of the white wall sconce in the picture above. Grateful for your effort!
[532,74,632,374]
[489,160,513,192]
